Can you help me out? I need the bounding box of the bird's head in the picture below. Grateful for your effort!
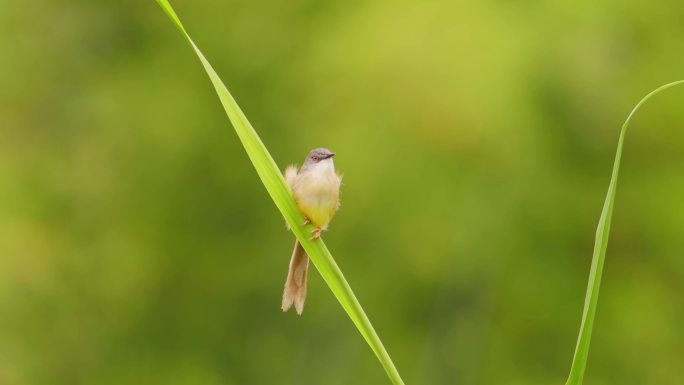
[302,148,336,172]
[305,148,335,163]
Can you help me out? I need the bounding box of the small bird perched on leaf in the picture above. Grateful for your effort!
[282,148,342,315]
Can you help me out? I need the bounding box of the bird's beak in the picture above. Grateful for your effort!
[325,153,336,159]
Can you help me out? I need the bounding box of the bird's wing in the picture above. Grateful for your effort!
[335,172,343,210]
[283,165,300,231]
[284,165,299,190]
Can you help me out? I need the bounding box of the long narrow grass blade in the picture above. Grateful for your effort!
[153,1,405,384]
[565,80,684,385]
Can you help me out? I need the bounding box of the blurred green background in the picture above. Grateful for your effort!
[1,0,683,384]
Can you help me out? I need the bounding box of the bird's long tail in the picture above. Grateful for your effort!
[282,239,309,315]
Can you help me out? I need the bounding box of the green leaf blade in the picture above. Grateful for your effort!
[154,1,405,384]
[565,80,684,385]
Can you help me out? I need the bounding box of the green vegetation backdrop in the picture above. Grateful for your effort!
[1,1,683,384]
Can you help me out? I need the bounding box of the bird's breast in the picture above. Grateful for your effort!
[293,168,340,228]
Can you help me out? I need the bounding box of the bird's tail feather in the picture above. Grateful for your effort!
[282,240,309,315]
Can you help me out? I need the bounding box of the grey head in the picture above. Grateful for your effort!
[303,148,335,167]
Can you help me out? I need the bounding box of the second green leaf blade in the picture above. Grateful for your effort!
[565,80,684,385]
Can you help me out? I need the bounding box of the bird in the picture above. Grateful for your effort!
[281,148,342,315]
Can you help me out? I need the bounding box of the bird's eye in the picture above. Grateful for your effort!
[312,156,319,161]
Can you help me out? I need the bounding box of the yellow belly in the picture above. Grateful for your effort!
[293,173,339,228]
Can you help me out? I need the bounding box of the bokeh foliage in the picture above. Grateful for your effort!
[1,0,683,384]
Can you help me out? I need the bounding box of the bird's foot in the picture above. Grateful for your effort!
[302,218,310,226]
[309,227,322,240]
